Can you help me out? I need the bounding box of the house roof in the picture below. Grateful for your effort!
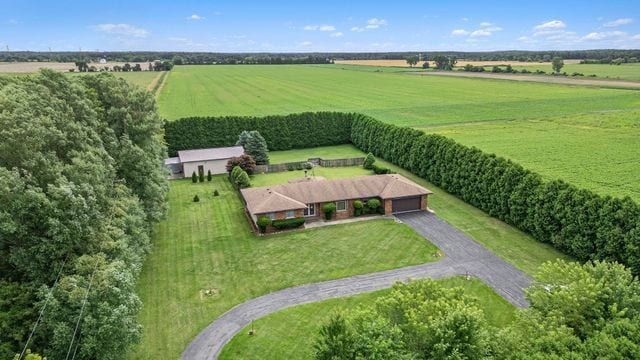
[241,174,432,215]
[177,146,244,163]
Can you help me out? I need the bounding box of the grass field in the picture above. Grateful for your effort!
[219,277,516,360]
[128,175,439,359]
[509,63,640,81]
[157,65,639,126]
[426,110,640,201]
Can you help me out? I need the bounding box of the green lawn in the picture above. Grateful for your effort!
[128,176,439,359]
[219,277,516,360]
[424,110,640,201]
[508,63,640,81]
[157,65,639,126]
[265,147,569,274]
[268,144,366,164]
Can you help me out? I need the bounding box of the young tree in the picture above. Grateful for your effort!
[207,170,212,181]
[226,154,257,174]
[405,55,419,68]
[422,61,430,69]
[363,152,375,169]
[552,57,564,74]
[243,131,270,165]
[236,170,251,188]
[198,170,205,182]
[192,171,198,183]
[256,216,271,233]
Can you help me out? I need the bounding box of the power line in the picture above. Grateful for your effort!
[19,257,68,360]
[65,260,99,360]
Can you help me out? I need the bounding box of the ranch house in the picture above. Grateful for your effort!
[240,174,432,226]
[164,146,245,178]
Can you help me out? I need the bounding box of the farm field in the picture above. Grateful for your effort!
[127,175,439,359]
[0,61,151,73]
[264,146,569,274]
[334,59,581,68]
[219,277,516,360]
[509,63,640,81]
[69,71,161,89]
[425,110,640,201]
[157,65,639,125]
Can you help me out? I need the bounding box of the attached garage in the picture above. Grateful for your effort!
[392,196,422,213]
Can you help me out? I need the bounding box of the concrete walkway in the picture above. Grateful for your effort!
[181,212,532,360]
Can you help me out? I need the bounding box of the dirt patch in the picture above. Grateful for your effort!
[413,71,640,89]
[334,59,581,68]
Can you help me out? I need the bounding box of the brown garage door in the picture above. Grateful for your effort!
[392,196,421,213]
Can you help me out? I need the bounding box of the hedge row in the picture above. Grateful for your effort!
[164,112,354,156]
[351,115,640,274]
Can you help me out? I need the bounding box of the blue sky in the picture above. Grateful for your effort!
[2,0,639,52]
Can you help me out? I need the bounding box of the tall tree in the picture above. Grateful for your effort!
[552,57,564,74]
[405,55,419,67]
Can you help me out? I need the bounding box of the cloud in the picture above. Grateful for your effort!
[168,36,189,42]
[92,23,148,37]
[330,32,343,37]
[451,29,469,36]
[351,26,365,32]
[461,17,469,22]
[298,41,312,46]
[188,14,204,21]
[470,29,492,37]
[479,22,492,27]
[603,18,633,27]
[581,31,627,41]
[634,34,640,40]
[366,18,387,29]
[534,20,566,32]
[304,24,335,31]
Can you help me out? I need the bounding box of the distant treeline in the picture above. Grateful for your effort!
[2,49,640,64]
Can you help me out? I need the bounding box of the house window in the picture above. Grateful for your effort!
[336,200,347,212]
[286,210,295,219]
[267,213,276,220]
[304,203,315,217]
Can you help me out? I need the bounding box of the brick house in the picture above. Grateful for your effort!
[240,174,432,227]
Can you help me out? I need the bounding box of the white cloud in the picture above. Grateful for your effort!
[581,31,627,41]
[330,32,343,37]
[168,36,189,42]
[534,20,566,31]
[461,17,469,22]
[479,22,492,27]
[603,18,633,27]
[92,23,148,38]
[298,41,312,46]
[188,14,204,20]
[366,18,387,29]
[351,26,365,32]
[633,34,640,40]
[304,24,336,31]
[451,29,469,36]
[470,29,492,37]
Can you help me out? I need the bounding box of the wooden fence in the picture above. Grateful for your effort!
[255,157,364,174]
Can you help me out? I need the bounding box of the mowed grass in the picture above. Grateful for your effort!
[425,110,640,201]
[509,63,640,81]
[268,144,369,163]
[219,277,516,360]
[251,166,371,187]
[157,65,639,126]
[265,148,569,274]
[128,176,439,359]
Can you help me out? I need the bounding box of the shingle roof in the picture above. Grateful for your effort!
[241,174,432,215]
[177,146,244,163]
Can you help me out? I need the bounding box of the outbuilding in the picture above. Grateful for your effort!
[165,146,245,178]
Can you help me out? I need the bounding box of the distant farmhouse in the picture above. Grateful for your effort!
[164,146,244,178]
[241,174,432,225]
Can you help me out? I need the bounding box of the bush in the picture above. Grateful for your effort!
[213,189,219,196]
[198,171,204,183]
[363,152,375,169]
[193,195,200,202]
[207,170,212,181]
[303,162,313,170]
[192,171,197,183]
[322,203,337,220]
[366,198,381,214]
[165,112,354,156]
[353,200,364,216]
[287,163,295,171]
[226,154,257,174]
[571,72,584,76]
[272,217,305,230]
[230,166,251,188]
[257,216,271,233]
[372,164,391,174]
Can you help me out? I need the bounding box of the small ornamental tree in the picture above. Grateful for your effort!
[367,198,381,214]
[257,216,271,233]
[236,170,251,188]
[353,200,364,216]
[198,170,204,183]
[363,153,375,170]
[193,195,200,202]
[226,154,257,174]
[213,189,220,196]
[322,203,337,220]
[231,165,243,182]
[207,170,212,182]
[192,171,197,183]
[552,57,564,74]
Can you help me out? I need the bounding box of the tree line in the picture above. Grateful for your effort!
[164,112,354,156]
[0,70,168,359]
[350,115,640,275]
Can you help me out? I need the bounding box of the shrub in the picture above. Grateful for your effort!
[257,216,271,233]
[366,198,381,214]
[226,154,257,174]
[193,195,200,202]
[353,200,364,216]
[363,152,375,169]
[303,162,313,170]
[272,217,305,230]
[191,171,197,183]
[236,170,251,188]
[213,189,219,196]
[287,163,295,171]
[372,164,391,174]
[198,171,204,183]
[207,170,212,181]
[571,72,584,76]
[322,203,337,220]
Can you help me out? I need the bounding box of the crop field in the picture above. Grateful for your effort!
[334,59,581,68]
[219,277,516,360]
[425,110,640,201]
[509,63,640,81]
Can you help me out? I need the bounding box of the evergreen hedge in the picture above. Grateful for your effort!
[165,112,354,156]
[351,115,640,275]
[272,217,306,230]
